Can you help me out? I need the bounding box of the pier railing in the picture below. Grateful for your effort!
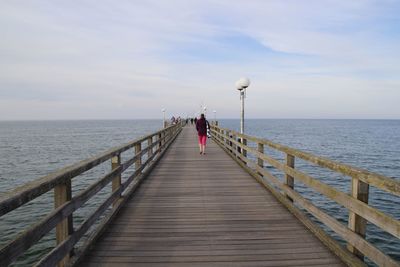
[211,125,400,267]
[0,123,183,267]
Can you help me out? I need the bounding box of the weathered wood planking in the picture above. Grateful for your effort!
[78,126,345,267]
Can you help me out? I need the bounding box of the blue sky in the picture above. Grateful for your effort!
[1,0,400,120]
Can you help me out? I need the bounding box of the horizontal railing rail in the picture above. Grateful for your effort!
[211,124,400,267]
[0,123,183,267]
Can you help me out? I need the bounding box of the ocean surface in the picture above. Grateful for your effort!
[0,119,399,266]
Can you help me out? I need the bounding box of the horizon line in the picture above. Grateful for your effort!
[1,118,399,122]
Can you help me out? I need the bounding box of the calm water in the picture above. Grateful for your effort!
[0,119,399,265]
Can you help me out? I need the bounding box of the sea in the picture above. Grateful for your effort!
[0,119,399,266]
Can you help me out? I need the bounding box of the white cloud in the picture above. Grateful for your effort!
[0,0,399,119]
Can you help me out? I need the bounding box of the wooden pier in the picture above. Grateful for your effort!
[79,126,344,266]
[0,122,399,267]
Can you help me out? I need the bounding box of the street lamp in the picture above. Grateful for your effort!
[161,108,166,128]
[235,77,250,134]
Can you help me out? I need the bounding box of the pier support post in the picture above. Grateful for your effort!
[285,154,295,202]
[257,143,264,177]
[54,180,73,267]
[135,143,142,170]
[347,178,369,260]
[111,154,121,206]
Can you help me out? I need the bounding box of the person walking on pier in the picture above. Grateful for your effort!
[196,113,209,155]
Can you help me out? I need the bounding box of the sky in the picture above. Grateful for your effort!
[1,0,400,120]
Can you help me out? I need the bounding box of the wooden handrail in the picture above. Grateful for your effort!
[0,125,177,217]
[0,123,183,267]
[213,126,400,196]
[211,125,400,267]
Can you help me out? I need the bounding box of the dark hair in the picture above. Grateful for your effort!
[200,113,205,119]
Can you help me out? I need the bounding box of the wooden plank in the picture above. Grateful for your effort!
[86,247,333,257]
[80,252,338,263]
[80,261,344,267]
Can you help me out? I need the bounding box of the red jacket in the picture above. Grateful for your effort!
[196,118,209,136]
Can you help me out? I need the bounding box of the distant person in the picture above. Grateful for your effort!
[194,117,197,125]
[196,114,209,155]
[190,118,194,125]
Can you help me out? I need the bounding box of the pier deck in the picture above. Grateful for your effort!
[80,126,344,267]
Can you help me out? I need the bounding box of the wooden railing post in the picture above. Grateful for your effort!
[257,143,264,177]
[232,134,237,154]
[162,131,166,148]
[166,129,170,146]
[225,130,229,147]
[242,138,247,158]
[237,136,242,154]
[347,178,369,260]
[111,154,121,206]
[285,154,295,202]
[147,136,153,159]
[135,143,142,170]
[158,133,162,151]
[54,180,73,267]
[228,134,233,153]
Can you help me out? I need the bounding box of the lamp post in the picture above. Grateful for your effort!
[213,110,216,121]
[161,108,166,128]
[235,77,250,134]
